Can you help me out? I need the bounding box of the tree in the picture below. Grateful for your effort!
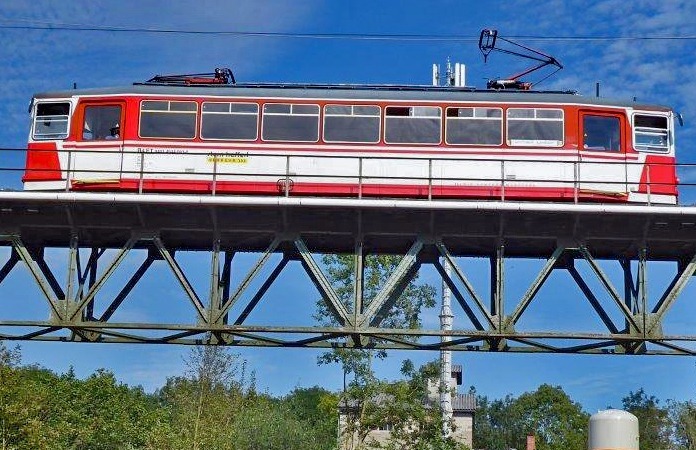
[316,254,436,382]
[0,343,25,449]
[472,384,587,450]
[157,345,250,450]
[231,395,330,450]
[510,385,587,450]
[472,389,519,450]
[339,361,468,450]
[622,388,671,450]
[284,386,339,449]
[670,400,696,450]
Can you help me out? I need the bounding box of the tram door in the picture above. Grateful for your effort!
[70,101,125,185]
[577,111,627,198]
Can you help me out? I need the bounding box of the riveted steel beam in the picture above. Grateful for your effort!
[295,238,351,326]
[567,264,620,334]
[507,245,566,328]
[215,237,281,323]
[3,235,63,321]
[153,236,208,323]
[234,256,290,325]
[433,258,484,331]
[435,242,494,328]
[360,238,424,327]
[67,234,140,322]
[0,249,19,284]
[369,259,423,327]
[649,251,696,334]
[98,255,155,322]
[579,246,641,332]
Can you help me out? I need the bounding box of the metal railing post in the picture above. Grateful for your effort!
[646,164,651,206]
[500,160,506,202]
[358,157,363,199]
[212,154,218,196]
[285,155,290,197]
[65,149,72,192]
[573,161,579,204]
[138,151,144,194]
[428,158,433,201]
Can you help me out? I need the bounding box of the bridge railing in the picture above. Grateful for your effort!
[3,146,695,204]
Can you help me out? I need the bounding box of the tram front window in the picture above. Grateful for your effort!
[583,115,620,151]
[82,105,122,140]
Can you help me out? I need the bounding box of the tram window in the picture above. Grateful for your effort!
[446,107,502,145]
[262,103,319,142]
[385,106,441,144]
[201,102,258,141]
[634,114,669,152]
[33,102,70,140]
[507,108,564,147]
[583,115,621,151]
[139,100,197,139]
[82,105,122,140]
[324,104,380,143]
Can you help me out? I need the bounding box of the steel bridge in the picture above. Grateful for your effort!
[1,191,696,355]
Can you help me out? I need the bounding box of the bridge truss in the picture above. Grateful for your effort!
[1,192,696,355]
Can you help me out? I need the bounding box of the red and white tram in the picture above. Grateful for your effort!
[24,77,678,204]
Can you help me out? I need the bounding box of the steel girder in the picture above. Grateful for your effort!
[1,230,695,355]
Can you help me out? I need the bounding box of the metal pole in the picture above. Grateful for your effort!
[440,258,453,437]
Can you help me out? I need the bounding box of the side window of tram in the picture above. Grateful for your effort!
[82,105,122,140]
[634,115,669,153]
[140,101,197,139]
[384,106,441,144]
[582,115,621,151]
[323,105,380,143]
[201,102,258,140]
[446,107,502,145]
[262,103,320,142]
[33,102,70,140]
[507,108,564,147]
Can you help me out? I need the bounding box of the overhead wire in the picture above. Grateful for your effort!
[0,18,695,42]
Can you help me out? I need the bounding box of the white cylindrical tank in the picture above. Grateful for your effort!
[588,409,639,450]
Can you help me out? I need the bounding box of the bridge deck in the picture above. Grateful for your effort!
[1,192,695,259]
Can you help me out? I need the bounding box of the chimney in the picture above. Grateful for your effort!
[526,435,536,450]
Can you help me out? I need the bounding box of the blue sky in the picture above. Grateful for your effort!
[1,0,696,413]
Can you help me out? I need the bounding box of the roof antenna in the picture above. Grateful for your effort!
[478,29,563,90]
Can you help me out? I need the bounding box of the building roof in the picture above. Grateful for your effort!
[452,393,477,412]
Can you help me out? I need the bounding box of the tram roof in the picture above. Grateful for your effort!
[33,83,670,111]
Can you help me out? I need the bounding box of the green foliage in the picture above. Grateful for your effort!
[473,384,588,450]
[284,386,339,448]
[622,388,672,450]
[7,337,696,450]
[670,400,696,450]
[316,254,436,382]
[231,395,330,450]
[339,360,467,450]
[155,345,250,450]
[0,346,166,450]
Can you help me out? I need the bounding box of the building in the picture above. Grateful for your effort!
[338,364,476,449]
